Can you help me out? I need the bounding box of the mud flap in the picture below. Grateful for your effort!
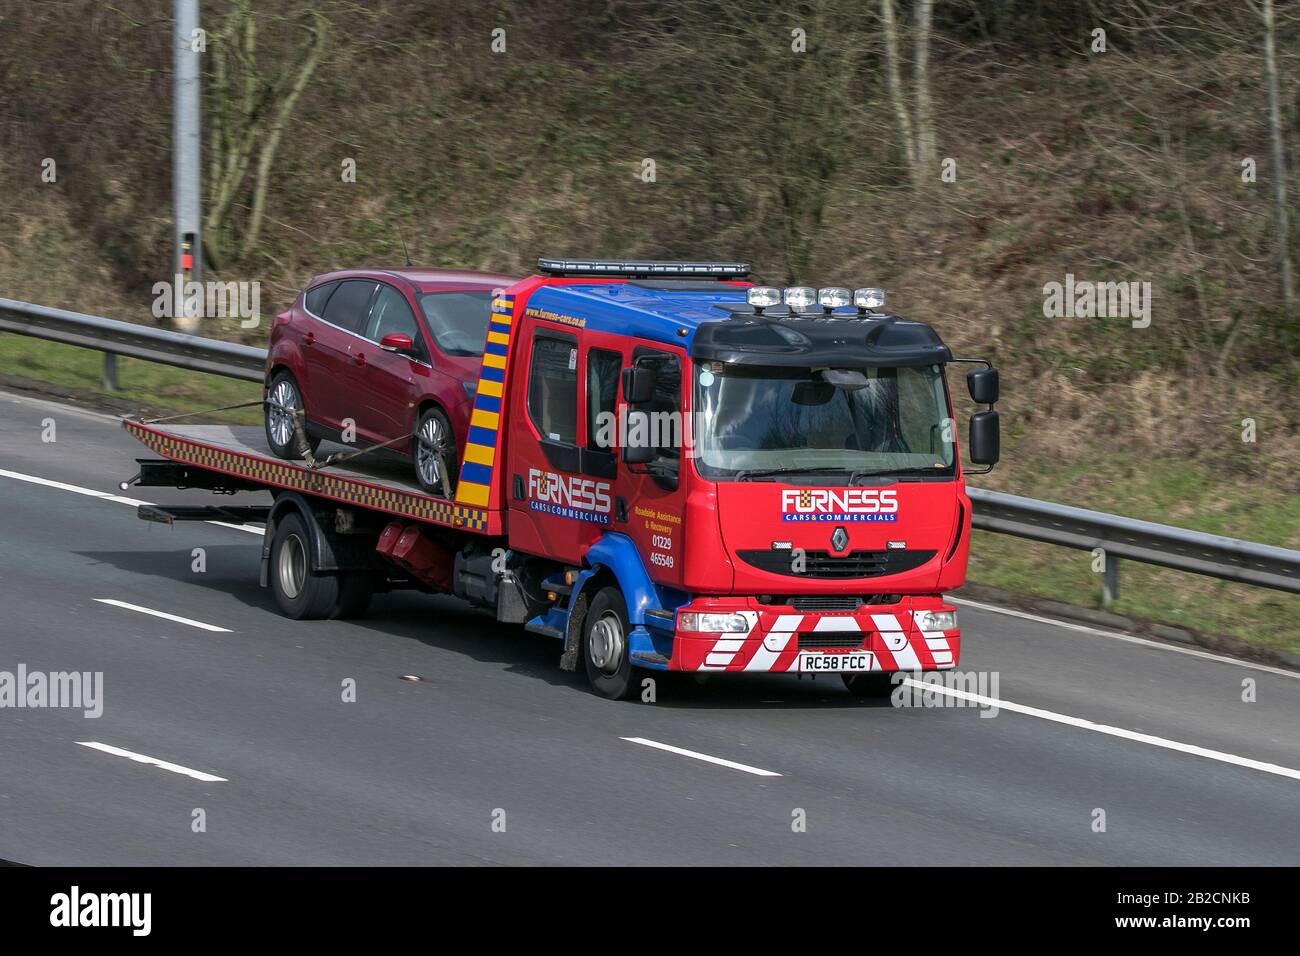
[559,588,589,672]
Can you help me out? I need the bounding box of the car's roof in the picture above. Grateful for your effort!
[311,267,517,294]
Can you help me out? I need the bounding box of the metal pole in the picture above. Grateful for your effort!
[1102,555,1120,607]
[173,0,202,330]
[102,353,119,391]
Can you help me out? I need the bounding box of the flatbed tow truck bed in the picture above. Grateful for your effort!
[122,419,497,534]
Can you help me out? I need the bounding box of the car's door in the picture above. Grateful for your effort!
[311,278,378,430]
[359,282,435,447]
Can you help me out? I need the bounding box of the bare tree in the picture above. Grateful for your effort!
[204,0,327,268]
[881,0,938,184]
[1261,0,1294,322]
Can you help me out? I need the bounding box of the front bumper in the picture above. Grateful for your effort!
[667,596,959,674]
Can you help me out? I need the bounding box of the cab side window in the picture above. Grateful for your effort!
[587,348,622,453]
[527,333,578,444]
[304,281,338,316]
[634,350,682,470]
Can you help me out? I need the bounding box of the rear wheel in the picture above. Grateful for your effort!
[841,672,899,699]
[265,372,321,460]
[414,406,456,497]
[333,572,375,619]
[583,587,639,700]
[270,512,338,620]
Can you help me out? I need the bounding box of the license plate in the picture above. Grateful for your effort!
[797,651,875,673]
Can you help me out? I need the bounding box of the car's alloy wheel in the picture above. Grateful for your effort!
[268,378,301,450]
[414,408,455,496]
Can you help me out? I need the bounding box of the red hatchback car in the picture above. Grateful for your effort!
[263,268,516,495]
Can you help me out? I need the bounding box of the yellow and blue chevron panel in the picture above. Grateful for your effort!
[455,292,514,508]
[122,419,494,532]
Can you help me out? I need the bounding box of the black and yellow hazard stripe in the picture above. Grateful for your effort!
[122,419,492,532]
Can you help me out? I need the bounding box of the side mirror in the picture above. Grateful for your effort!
[622,366,655,405]
[622,443,655,465]
[380,332,414,353]
[967,367,999,405]
[968,410,1000,466]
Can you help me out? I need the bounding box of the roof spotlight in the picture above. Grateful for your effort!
[853,287,886,311]
[783,287,818,312]
[818,287,852,312]
[746,286,782,314]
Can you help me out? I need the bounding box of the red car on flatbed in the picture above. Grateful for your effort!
[263,268,516,495]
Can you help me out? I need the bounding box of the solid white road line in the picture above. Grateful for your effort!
[76,741,227,783]
[94,598,231,633]
[950,596,1300,680]
[0,467,263,535]
[902,677,1300,783]
[621,737,782,777]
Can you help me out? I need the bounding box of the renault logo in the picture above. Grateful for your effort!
[830,526,849,552]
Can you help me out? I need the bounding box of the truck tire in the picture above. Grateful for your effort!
[841,672,899,699]
[270,511,339,620]
[333,572,375,619]
[413,406,456,497]
[583,587,639,701]
[265,371,321,460]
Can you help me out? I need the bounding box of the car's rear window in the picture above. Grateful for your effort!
[304,281,338,316]
[419,292,494,356]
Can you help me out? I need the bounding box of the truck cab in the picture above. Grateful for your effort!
[455,260,1000,699]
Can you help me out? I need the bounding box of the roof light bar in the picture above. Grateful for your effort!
[537,258,750,278]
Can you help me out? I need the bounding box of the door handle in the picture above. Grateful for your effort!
[354,352,366,366]
[303,332,315,346]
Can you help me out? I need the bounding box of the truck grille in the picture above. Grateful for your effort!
[736,549,936,579]
[786,595,861,611]
[798,633,867,650]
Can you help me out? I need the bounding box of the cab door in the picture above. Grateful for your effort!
[610,344,689,589]
[507,324,614,564]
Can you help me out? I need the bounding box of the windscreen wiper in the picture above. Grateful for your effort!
[734,466,854,482]
[848,466,951,483]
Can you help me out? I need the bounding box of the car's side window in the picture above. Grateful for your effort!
[320,280,377,334]
[366,285,425,357]
[527,333,578,445]
[304,281,338,317]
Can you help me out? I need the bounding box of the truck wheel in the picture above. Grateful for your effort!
[265,372,321,460]
[414,407,456,497]
[333,572,375,619]
[270,512,339,620]
[583,587,639,701]
[842,672,898,699]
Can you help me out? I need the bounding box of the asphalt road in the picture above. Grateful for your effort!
[0,389,1297,865]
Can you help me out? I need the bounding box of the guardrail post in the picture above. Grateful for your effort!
[1102,555,1119,607]
[102,353,119,391]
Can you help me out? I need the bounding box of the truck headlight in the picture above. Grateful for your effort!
[914,610,957,631]
[746,286,782,309]
[678,612,750,633]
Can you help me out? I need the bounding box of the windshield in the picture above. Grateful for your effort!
[418,291,494,356]
[693,363,955,481]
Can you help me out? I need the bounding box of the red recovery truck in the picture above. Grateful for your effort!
[122,259,1000,699]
